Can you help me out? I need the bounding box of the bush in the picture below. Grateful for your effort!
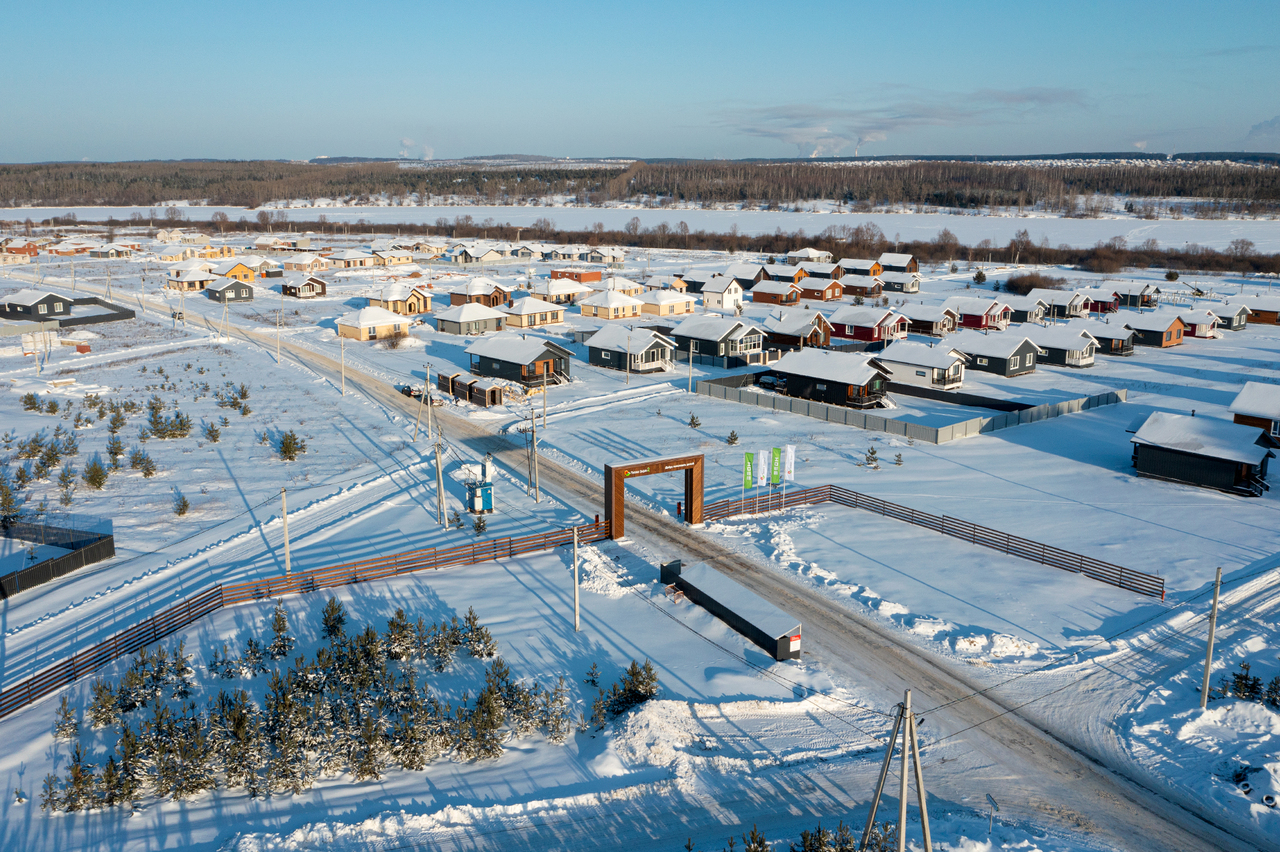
[972,269,986,286]
[21,393,40,411]
[1165,269,1180,281]
[203,422,221,443]
[1003,272,1068,296]
[278,431,306,461]
[384,332,409,350]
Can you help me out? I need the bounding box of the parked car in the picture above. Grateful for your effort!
[397,384,423,399]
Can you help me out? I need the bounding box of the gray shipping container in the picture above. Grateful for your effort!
[661,560,801,661]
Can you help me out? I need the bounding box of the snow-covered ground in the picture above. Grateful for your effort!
[4,238,1280,850]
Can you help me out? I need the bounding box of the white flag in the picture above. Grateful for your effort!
[756,449,768,487]
[784,444,796,481]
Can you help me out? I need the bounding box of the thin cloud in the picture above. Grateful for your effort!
[1243,115,1280,150]
[718,87,1087,157]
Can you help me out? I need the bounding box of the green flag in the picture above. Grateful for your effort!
[771,447,782,486]
[743,452,753,490]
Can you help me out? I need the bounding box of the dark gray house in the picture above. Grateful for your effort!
[1208,303,1250,332]
[670,316,766,365]
[206,279,254,304]
[945,331,1044,377]
[1025,326,1098,368]
[435,303,505,335]
[585,326,675,373]
[1065,319,1135,356]
[764,348,890,409]
[1130,411,1275,496]
[4,289,73,319]
[464,334,572,386]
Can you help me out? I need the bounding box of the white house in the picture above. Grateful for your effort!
[703,277,744,311]
[876,341,967,389]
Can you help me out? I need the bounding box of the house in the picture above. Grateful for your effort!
[449,277,509,308]
[722,262,766,289]
[374,250,414,266]
[206,280,254,304]
[945,331,1044,377]
[840,276,883,299]
[670,316,765,363]
[254,236,291,251]
[677,271,722,294]
[585,247,626,265]
[1065,318,1136,356]
[48,240,95,256]
[579,290,643,320]
[1125,313,1186,348]
[2,239,39,257]
[941,297,1012,331]
[240,255,281,278]
[499,296,565,328]
[1130,411,1275,496]
[1111,282,1160,308]
[1025,288,1087,319]
[876,341,966,390]
[155,228,185,243]
[829,306,908,343]
[335,306,407,341]
[761,264,807,285]
[438,373,504,407]
[457,245,505,265]
[1003,295,1048,325]
[750,279,801,306]
[1177,309,1222,339]
[88,244,133,259]
[282,253,331,272]
[1239,295,1280,325]
[1025,326,1099,368]
[550,267,602,284]
[406,237,450,256]
[212,261,255,283]
[786,247,833,265]
[1206,302,1250,332]
[0,252,31,265]
[282,276,328,299]
[761,308,832,348]
[180,233,212,246]
[434,302,505,335]
[3,289,72,319]
[798,262,842,280]
[166,270,216,291]
[156,245,196,262]
[838,258,883,277]
[703,277,745,311]
[879,271,920,293]
[1230,382,1280,438]
[642,274,688,292]
[465,335,572,386]
[765,349,890,409]
[329,249,376,268]
[638,289,697,317]
[798,276,842,301]
[590,276,644,298]
[368,283,432,315]
[877,252,918,274]
[1075,287,1120,314]
[535,278,595,305]
[195,244,236,259]
[586,327,676,373]
[896,304,958,337]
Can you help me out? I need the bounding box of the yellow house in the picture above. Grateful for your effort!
[157,245,195,262]
[500,296,565,328]
[374,250,414,266]
[282,252,330,272]
[197,244,236,259]
[213,261,255,282]
[579,290,643,320]
[639,290,697,317]
[336,306,407,341]
[368,283,432,316]
[167,270,216,291]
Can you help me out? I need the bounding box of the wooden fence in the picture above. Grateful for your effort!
[0,522,610,721]
[702,485,1164,600]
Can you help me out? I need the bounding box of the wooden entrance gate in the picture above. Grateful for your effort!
[604,454,704,539]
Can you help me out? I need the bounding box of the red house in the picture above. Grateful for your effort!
[829,306,908,342]
[751,279,802,306]
[798,278,842,301]
[1075,288,1120,314]
[941,297,1012,331]
[3,240,38,257]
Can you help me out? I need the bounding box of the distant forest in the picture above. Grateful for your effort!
[2,159,1280,210]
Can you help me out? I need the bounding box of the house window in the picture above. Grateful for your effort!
[976,357,988,366]
[366,328,376,338]
[38,304,46,314]
[915,370,927,377]
[816,383,826,391]
[1165,331,1172,341]
[1025,353,1034,365]
[1009,355,1020,368]
[54,302,63,311]
[602,351,611,360]
[1272,421,1279,437]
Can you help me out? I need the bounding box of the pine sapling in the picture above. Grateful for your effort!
[269,600,295,660]
[726,430,739,446]
[473,514,487,536]
[173,489,190,516]
[321,597,347,641]
[894,453,903,466]
[54,694,78,740]
[82,455,108,489]
[688,413,701,429]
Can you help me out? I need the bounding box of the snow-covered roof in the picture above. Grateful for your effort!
[723,262,764,280]
[671,316,761,342]
[375,282,423,302]
[1064,318,1136,341]
[829,306,900,327]
[4,289,70,306]
[877,341,967,370]
[211,260,251,275]
[1001,294,1048,310]
[895,304,958,322]
[1124,312,1185,332]
[330,249,374,261]
[592,276,641,292]
[168,259,215,272]
[207,278,250,292]
[945,330,1044,359]
[787,248,829,260]
[798,262,838,275]
[638,289,695,306]
[761,308,828,337]
[838,258,879,271]
[1205,302,1250,320]
[878,271,920,284]
[1024,325,1099,352]
[772,349,886,386]
[1109,282,1156,296]
[877,252,914,267]
[751,279,801,296]
[537,279,594,296]
[1074,287,1119,301]
[1025,288,1084,306]
[465,334,569,363]
[1177,309,1220,327]
[1238,294,1280,312]
[579,290,643,309]
[286,252,326,265]
[435,303,506,322]
[585,326,675,354]
[174,270,216,282]
[761,264,799,277]
[942,296,1009,316]
[500,296,561,316]
[461,276,506,296]
[1229,382,1280,421]
[702,276,738,294]
[1131,411,1274,465]
[336,306,404,328]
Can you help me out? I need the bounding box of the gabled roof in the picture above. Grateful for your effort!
[671,316,761,343]
[465,333,571,363]
[462,276,507,296]
[1109,281,1157,296]
[580,290,643,308]
[1064,317,1136,341]
[174,270,216,282]
[787,248,830,259]
[1205,302,1251,320]
[585,326,675,354]
[212,260,252,275]
[330,249,374,261]
[1074,287,1120,301]
[1177,309,1220,326]
[639,289,695,306]
[877,341,967,369]
[435,303,506,322]
[703,276,739,294]
[896,303,959,322]
[1124,312,1185,332]
[762,308,830,337]
[838,258,880,271]
[1230,382,1280,421]
[336,306,404,328]
[1024,325,1099,351]
[942,296,1010,316]
[878,271,921,284]
[751,279,801,296]
[829,305,902,327]
[1001,294,1049,311]
[500,296,562,316]
[877,252,915,267]
[286,252,326,265]
[798,265,840,279]
[944,330,1044,359]
[762,263,800,277]
[537,279,595,296]
[207,278,251,292]
[1131,411,1274,465]
[592,276,641,292]
[1025,288,1085,306]
[723,262,765,280]
[1238,294,1280,312]
[4,289,70,306]
[772,349,887,386]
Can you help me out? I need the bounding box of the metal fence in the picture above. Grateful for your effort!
[1,514,116,598]
[696,380,1127,444]
[0,521,610,721]
[702,484,1163,600]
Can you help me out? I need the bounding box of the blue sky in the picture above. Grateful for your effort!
[3,0,1276,162]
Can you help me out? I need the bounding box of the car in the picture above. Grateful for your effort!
[757,374,786,392]
[397,384,423,399]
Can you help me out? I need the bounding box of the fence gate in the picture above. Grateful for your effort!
[604,454,704,539]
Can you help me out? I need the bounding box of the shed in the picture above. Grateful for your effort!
[767,348,890,408]
[435,302,506,335]
[1130,411,1274,496]
[945,331,1044,377]
[1230,382,1280,437]
[448,373,504,407]
[661,561,800,661]
[465,334,572,386]
[586,326,675,373]
[206,279,254,304]
[877,341,966,390]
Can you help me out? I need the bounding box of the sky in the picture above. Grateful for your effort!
[3,0,1277,163]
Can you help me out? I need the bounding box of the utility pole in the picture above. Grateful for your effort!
[281,487,291,575]
[1200,566,1223,710]
[277,287,283,362]
[531,412,541,503]
[573,525,580,632]
[340,336,346,396]
[413,364,430,442]
[859,688,932,852]
[626,329,631,386]
[434,432,445,525]
[542,369,548,430]
[687,342,694,393]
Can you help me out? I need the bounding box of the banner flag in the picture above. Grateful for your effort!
[743,452,753,490]
[756,449,768,487]
[784,445,796,481]
[770,447,782,486]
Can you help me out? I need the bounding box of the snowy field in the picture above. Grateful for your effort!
[3,239,1280,850]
